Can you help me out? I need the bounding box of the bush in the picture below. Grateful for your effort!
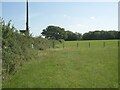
[1,18,53,79]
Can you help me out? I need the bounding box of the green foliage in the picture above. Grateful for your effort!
[33,37,51,50]
[41,25,119,41]
[2,20,33,75]
[58,39,64,43]
[41,25,82,41]
[1,19,52,79]
[41,25,67,40]
[82,30,119,40]
[65,31,82,41]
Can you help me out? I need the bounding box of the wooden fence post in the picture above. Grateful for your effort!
[77,42,78,48]
[53,41,55,48]
[89,42,90,48]
[103,42,105,48]
[118,41,119,47]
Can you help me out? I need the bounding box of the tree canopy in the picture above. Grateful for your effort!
[41,25,82,41]
[41,26,119,41]
[41,26,67,40]
[65,31,82,41]
[82,30,119,40]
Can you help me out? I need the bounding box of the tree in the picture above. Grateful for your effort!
[65,31,82,41]
[82,30,119,40]
[41,25,67,40]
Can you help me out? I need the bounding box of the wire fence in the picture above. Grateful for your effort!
[52,40,119,49]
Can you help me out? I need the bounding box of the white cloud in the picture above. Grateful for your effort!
[90,16,95,20]
[63,14,71,19]
[65,23,90,33]
[76,24,85,27]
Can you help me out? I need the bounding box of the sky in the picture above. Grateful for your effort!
[1,0,119,2]
[2,2,118,36]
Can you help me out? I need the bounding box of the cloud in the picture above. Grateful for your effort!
[76,24,85,27]
[63,14,71,18]
[90,16,95,20]
[74,24,87,28]
[65,23,90,33]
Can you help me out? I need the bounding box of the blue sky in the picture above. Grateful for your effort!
[2,2,118,36]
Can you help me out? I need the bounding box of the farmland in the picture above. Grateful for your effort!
[3,40,118,88]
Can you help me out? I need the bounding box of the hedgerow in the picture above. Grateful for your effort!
[1,18,58,80]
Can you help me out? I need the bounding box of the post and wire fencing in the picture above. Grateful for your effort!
[51,40,119,49]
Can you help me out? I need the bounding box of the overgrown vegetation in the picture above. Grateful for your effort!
[1,18,59,81]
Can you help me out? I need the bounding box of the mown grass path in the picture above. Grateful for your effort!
[3,40,118,88]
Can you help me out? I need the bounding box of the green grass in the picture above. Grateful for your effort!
[56,40,118,48]
[3,40,118,88]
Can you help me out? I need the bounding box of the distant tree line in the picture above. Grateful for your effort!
[82,31,120,40]
[41,25,119,41]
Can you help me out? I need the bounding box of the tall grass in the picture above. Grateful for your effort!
[3,40,118,88]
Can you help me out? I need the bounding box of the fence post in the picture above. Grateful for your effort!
[63,43,64,48]
[103,42,105,48]
[53,41,55,48]
[89,42,90,48]
[118,41,119,47]
[77,42,78,48]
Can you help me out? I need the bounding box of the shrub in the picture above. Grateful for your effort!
[1,18,53,80]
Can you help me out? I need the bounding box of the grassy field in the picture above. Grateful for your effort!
[3,40,118,88]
